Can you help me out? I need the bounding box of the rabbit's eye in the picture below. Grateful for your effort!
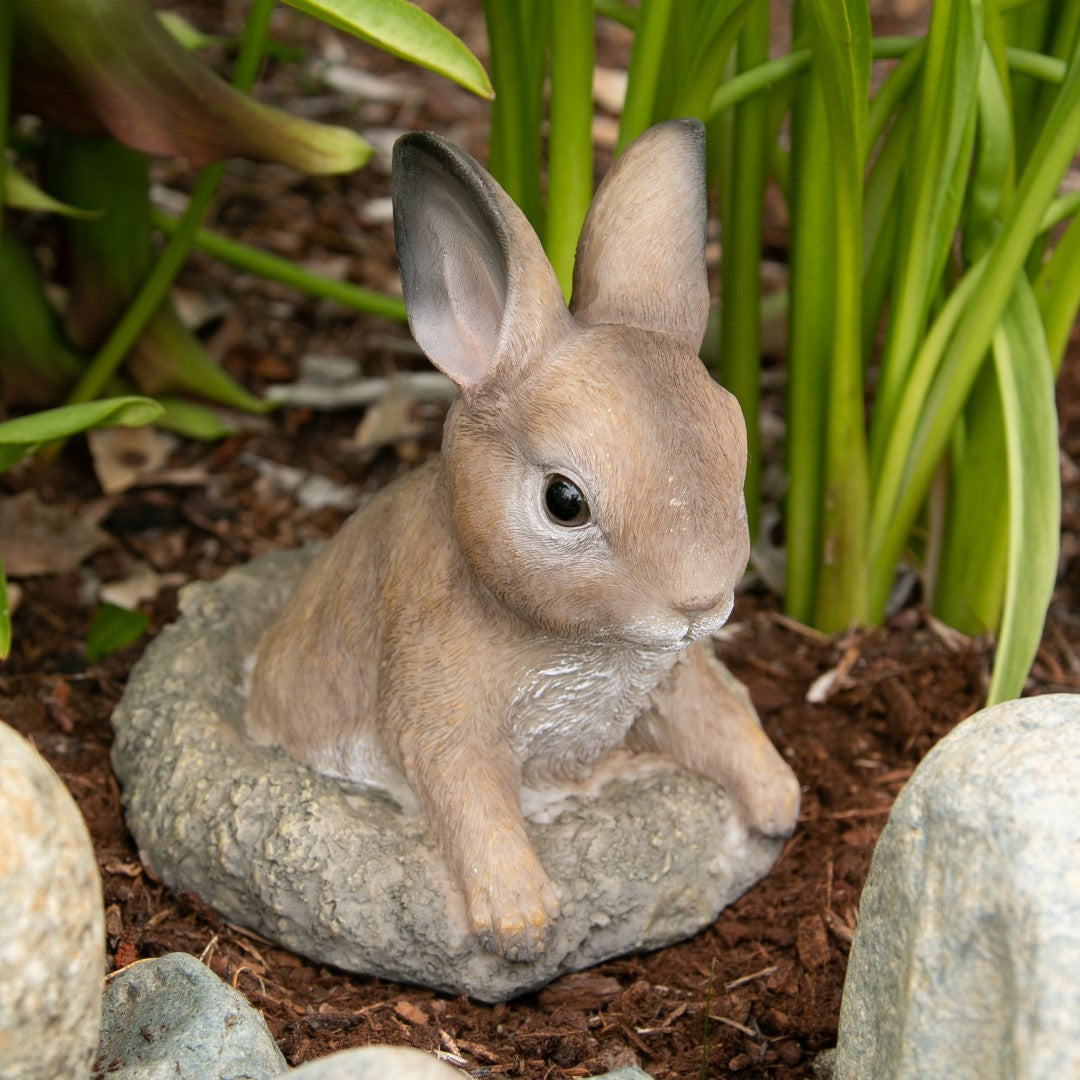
[544,475,590,527]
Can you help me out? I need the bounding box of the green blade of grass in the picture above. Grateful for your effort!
[869,31,1080,620]
[545,0,594,298]
[861,103,915,359]
[800,0,872,631]
[0,556,10,660]
[672,0,754,120]
[934,363,1008,634]
[931,38,1016,632]
[986,279,1060,703]
[618,0,676,149]
[718,0,769,538]
[1034,209,1080,371]
[482,0,548,230]
[869,0,982,478]
[282,0,492,98]
[151,209,406,322]
[783,69,833,624]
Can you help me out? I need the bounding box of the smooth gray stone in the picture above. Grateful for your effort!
[0,720,104,1080]
[289,1049,653,1078]
[94,952,288,1078]
[835,693,1080,1080]
[110,547,783,1002]
[290,1047,460,1078]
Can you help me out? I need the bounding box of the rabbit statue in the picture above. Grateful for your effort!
[246,118,800,962]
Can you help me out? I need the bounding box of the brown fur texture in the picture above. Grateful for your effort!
[246,121,799,961]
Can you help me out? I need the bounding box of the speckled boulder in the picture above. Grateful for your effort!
[110,547,784,1002]
[0,721,104,1080]
[835,694,1080,1080]
[95,952,287,1079]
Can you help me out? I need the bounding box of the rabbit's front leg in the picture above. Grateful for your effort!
[633,641,800,837]
[404,737,560,962]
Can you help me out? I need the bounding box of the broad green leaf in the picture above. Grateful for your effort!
[0,397,163,471]
[3,164,101,218]
[85,602,150,663]
[0,556,10,660]
[986,281,1059,703]
[14,0,371,173]
[284,0,492,99]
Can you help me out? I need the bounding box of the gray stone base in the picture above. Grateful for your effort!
[110,547,783,1002]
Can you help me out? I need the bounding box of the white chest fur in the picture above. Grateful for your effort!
[508,643,681,782]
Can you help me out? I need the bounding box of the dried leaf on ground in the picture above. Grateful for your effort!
[0,490,111,576]
[89,427,178,495]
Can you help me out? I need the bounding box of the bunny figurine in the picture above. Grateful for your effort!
[246,119,800,962]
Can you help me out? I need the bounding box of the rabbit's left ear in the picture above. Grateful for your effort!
[571,119,709,353]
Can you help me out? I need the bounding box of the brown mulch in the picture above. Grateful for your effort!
[4,1,1080,1077]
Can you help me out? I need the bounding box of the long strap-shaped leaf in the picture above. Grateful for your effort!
[986,280,1059,704]
[869,29,1080,620]
[869,0,982,477]
[798,0,872,631]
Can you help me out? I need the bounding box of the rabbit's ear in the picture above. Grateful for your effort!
[571,119,710,353]
[393,132,569,394]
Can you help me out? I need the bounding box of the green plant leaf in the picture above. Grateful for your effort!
[869,0,982,477]
[545,0,594,297]
[85,602,150,662]
[154,397,236,440]
[3,163,101,217]
[0,556,11,660]
[283,0,492,98]
[986,280,1060,704]
[869,28,1080,620]
[13,0,371,173]
[0,228,83,407]
[0,397,163,471]
[799,0,872,630]
[156,10,228,51]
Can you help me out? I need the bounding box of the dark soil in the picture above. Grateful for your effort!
[3,2,1080,1077]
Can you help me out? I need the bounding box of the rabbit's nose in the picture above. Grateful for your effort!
[675,590,729,619]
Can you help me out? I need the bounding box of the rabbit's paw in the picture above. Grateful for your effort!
[467,850,560,962]
[738,758,801,839]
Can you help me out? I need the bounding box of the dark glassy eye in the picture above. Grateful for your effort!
[544,474,590,527]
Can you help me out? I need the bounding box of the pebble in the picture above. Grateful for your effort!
[0,720,104,1080]
[95,952,287,1079]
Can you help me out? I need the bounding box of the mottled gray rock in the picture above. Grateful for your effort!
[835,693,1080,1080]
[0,720,104,1080]
[94,952,287,1078]
[111,547,783,1002]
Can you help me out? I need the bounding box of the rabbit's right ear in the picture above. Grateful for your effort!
[392,133,569,395]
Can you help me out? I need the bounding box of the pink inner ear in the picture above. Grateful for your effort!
[443,244,503,388]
